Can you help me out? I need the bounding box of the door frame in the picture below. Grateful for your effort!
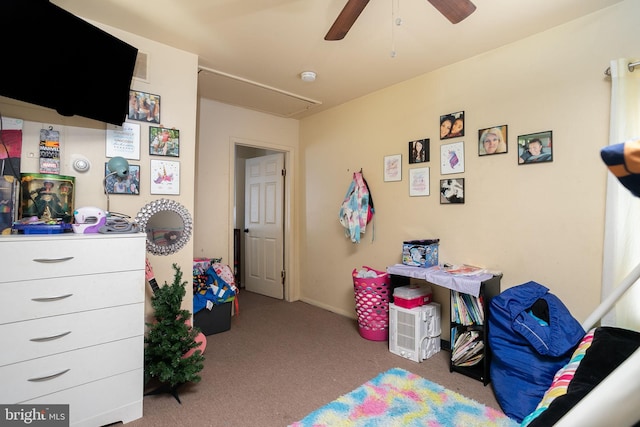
[228,137,297,302]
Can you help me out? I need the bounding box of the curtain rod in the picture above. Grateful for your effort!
[604,60,640,76]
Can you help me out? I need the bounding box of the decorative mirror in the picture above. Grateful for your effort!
[135,199,193,255]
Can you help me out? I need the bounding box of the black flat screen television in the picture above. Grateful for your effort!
[1,0,138,126]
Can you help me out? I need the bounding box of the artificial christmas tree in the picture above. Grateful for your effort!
[144,263,205,403]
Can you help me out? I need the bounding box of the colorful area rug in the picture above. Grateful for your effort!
[289,367,518,427]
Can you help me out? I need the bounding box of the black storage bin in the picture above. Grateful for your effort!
[193,301,232,336]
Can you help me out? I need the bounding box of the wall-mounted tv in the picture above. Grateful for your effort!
[1,0,138,126]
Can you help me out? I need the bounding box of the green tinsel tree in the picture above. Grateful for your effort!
[144,263,205,403]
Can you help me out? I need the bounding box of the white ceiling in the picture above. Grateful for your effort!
[52,0,622,119]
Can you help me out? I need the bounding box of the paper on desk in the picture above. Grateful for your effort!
[386,264,493,297]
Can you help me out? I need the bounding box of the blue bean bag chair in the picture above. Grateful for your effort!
[488,281,585,422]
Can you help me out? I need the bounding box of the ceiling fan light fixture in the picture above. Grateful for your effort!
[300,71,317,82]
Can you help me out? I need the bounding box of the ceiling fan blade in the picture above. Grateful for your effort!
[325,0,370,41]
[427,0,476,24]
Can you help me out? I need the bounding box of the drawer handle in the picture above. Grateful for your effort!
[32,294,74,302]
[28,369,70,382]
[32,256,74,263]
[30,331,72,342]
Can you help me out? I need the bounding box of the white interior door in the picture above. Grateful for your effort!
[244,153,284,299]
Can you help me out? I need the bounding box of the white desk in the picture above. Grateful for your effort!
[386,264,493,297]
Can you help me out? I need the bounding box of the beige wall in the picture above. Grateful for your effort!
[297,0,638,324]
[0,23,199,315]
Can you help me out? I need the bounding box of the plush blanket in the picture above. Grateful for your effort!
[523,326,640,426]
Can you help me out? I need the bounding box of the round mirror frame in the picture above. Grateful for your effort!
[135,198,193,255]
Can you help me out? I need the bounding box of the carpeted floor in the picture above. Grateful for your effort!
[125,291,505,427]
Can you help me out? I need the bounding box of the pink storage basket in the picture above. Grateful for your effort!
[352,266,391,341]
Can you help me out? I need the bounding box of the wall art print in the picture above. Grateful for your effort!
[440,111,465,140]
[409,138,429,164]
[478,125,508,156]
[518,130,553,164]
[409,167,430,197]
[106,122,140,160]
[128,90,160,124]
[104,163,140,195]
[149,126,180,157]
[440,178,465,204]
[384,154,402,182]
[150,159,180,195]
[440,141,465,175]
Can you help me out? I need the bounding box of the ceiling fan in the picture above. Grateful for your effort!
[325,0,477,41]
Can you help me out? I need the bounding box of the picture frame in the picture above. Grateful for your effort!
[440,178,465,204]
[150,159,180,195]
[149,126,180,157]
[104,163,140,195]
[128,90,161,124]
[440,141,465,175]
[518,130,553,165]
[478,125,508,156]
[440,111,465,140]
[408,138,429,164]
[106,122,140,160]
[384,154,402,182]
[409,167,430,197]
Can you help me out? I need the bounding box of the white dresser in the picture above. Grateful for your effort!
[0,232,146,426]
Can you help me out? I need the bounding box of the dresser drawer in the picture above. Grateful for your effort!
[23,369,143,427]
[0,336,143,403]
[0,233,145,283]
[0,304,144,367]
[0,270,144,324]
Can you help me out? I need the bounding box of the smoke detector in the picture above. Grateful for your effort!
[300,71,316,82]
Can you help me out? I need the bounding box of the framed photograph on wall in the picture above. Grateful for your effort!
[440,178,465,204]
[440,111,465,140]
[104,163,140,195]
[150,159,180,195]
[479,125,508,156]
[149,126,180,157]
[409,167,430,196]
[106,122,140,160]
[408,138,429,164]
[384,154,402,182]
[128,90,160,124]
[440,141,465,175]
[518,131,553,164]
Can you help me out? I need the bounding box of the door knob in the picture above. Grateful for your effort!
[243,228,249,233]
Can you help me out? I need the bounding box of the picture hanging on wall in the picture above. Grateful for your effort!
[128,90,160,124]
[518,131,553,165]
[106,122,140,160]
[408,138,429,164]
[104,163,140,195]
[440,111,465,140]
[150,159,180,195]
[149,126,180,157]
[478,125,508,156]
[440,178,465,204]
[409,167,430,197]
[440,141,465,175]
[383,154,402,182]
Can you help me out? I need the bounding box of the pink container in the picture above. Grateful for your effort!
[393,284,433,309]
[353,266,391,341]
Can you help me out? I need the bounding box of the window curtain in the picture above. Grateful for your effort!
[601,58,640,330]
